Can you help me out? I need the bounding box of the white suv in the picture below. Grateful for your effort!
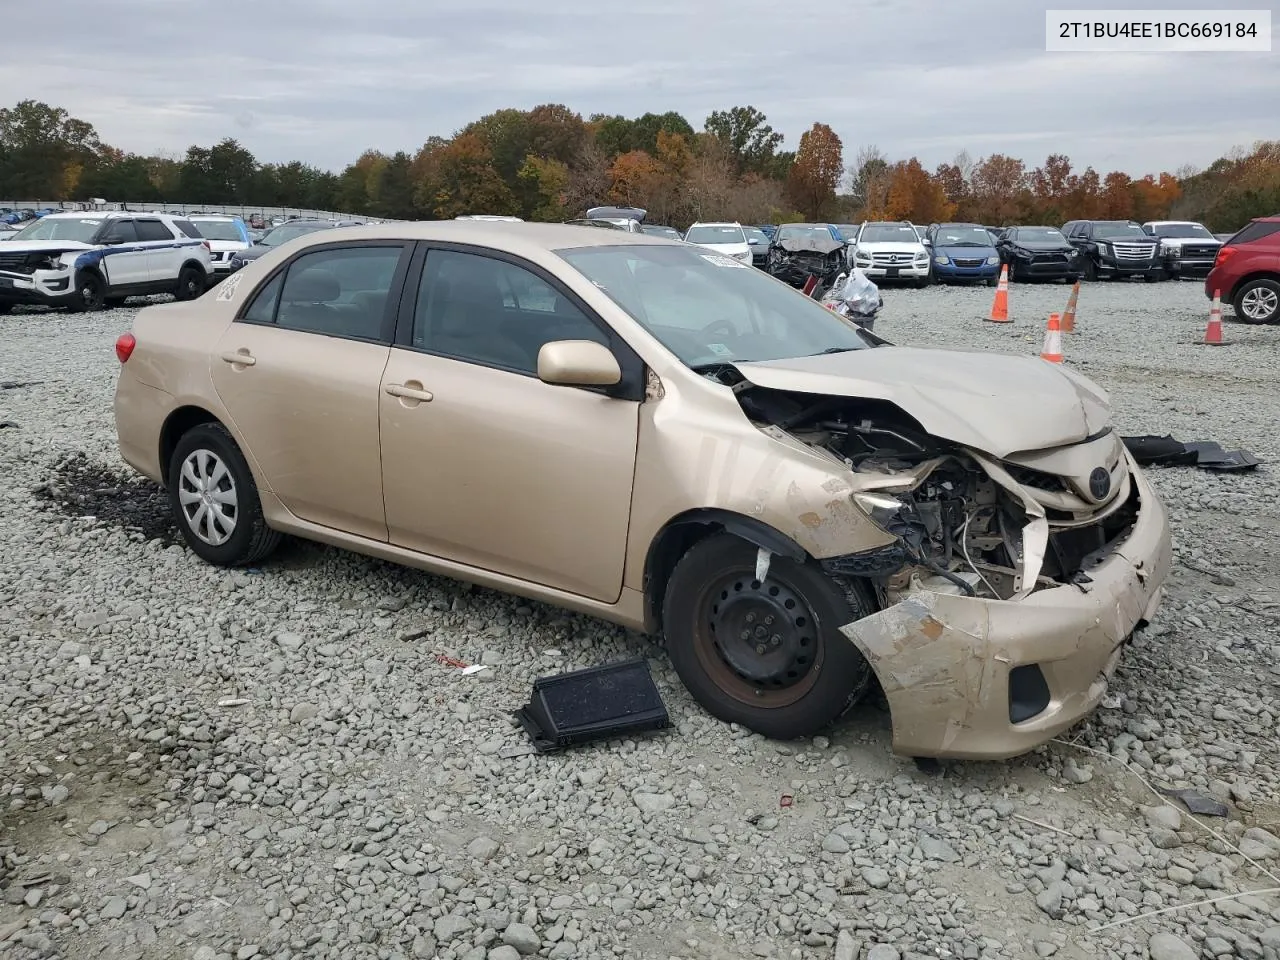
[682,221,753,264]
[0,211,213,313]
[187,215,252,277]
[849,221,932,287]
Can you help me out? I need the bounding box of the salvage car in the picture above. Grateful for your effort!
[188,214,253,278]
[1062,220,1162,282]
[112,221,1172,760]
[923,223,1002,285]
[226,219,340,272]
[996,226,1082,282]
[684,222,754,265]
[1141,220,1222,280]
[640,225,683,241]
[766,223,848,288]
[742,226,771,267]
[847,222,932,287]
[1205,216,1280,324]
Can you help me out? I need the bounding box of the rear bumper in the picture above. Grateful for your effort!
[840,454,1172,760]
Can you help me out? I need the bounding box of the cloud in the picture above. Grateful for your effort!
[1,0,1274,176]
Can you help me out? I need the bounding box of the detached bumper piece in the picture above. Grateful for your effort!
[1122,434,1261,472]
[516,657,670,752]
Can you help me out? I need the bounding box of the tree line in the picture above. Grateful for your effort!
[1,98,1275,231]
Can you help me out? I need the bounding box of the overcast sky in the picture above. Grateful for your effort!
[4,0,1274,177]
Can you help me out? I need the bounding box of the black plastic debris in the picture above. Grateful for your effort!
[516,657,670,753]
[1122,435,1261,472]
[1159,786,1231,818]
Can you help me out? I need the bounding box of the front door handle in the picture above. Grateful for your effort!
[385,381,433,402]
[220,350,256,367]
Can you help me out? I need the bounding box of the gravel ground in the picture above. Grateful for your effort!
[2,279,1279,960]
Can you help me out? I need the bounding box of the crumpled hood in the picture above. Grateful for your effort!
[734,347,1112,458]
[0,240,94,255]
[776,235,844,254]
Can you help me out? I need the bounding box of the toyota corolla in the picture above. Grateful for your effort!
[112,222,1171,759]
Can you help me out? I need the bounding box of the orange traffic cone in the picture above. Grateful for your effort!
[1062,280,1080,333]
[1203,289,1225,345]
[1040,313,1064,363]
[985,264,1010,322]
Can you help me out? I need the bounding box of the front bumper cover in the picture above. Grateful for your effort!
[839,452,1172,760]
[0,268,77,306]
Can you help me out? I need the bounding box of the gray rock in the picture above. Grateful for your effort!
[434,913,473,943]
[1148,932,1197,960]
[867,947,901,960]
[467,836,500,861]
[862,866,890,889]
[919,836,960,862]
[835,930,861,960]
[489,948,521,960]
[274,632,304,651]
[501,922,540,955]
[100,897,128,920]
[821,832,850,854]
[289,703,318,723]
[1142,805,1182,831]
[1036,881,1068,919]
[631,791,675,815]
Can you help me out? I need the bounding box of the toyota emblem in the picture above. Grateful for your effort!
[1089,467,1111,500]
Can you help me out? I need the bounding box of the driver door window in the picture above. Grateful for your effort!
[412,249,607,375]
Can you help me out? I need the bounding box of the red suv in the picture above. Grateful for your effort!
[1205,216,1280,324]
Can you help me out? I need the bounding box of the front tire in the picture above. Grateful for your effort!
[74,272,106,312]
[662,534,875,740]
[1232,278,1280,324]
[1081,258,1098,282]
[168,422,282,567]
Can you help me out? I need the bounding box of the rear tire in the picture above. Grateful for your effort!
[174,266,205,301]
[1232,278,1280,324]
[662,534,875,740]
[168,422,282,567]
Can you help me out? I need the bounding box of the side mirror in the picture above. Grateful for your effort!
[537,340,621,388]
[101,237,125,246]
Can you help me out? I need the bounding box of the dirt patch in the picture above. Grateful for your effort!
[32,453,179,546]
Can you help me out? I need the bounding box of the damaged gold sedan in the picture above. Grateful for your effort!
[113,221,1171,760]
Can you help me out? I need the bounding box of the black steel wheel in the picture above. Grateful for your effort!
[663,534,875,739]
[74,272,105,312]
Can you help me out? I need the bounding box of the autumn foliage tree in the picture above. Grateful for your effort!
[786,123,843,220]
[0,98,1262,231]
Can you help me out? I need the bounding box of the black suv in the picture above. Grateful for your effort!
[1061,220,1162,282]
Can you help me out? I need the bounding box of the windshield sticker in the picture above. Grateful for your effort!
[215,272,245,301]
[706,342,734,356]
[701,254,747,269]
[81,220,101,225]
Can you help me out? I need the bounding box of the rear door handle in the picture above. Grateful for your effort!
[385,382,433,402]
[220,350,256,366]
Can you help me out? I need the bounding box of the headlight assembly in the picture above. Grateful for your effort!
[852,491,906,532]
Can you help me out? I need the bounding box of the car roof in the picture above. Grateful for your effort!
[270,220,675,253]
[42,210,172,220]
[688,221,742,228]
[188,214,240,220]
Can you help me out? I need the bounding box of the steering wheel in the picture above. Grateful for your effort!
[698,318,737,340]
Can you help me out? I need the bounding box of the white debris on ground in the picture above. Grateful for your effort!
[1,281,1279,960]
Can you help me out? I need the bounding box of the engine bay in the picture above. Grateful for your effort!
[718,375,1141,604]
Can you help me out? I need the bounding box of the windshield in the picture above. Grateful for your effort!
[743,227,769,244]
[858,223,919,243]
[557,243,871,367]
[191,220,244,242]
[1151,222,1214,239]
[1017,227,1067,242]
[834,224,860,241]
[934,225,993,246]
[11,217,103,243]
[684,225,746,245]
[261,222,332,246]
[1094,222,1147,239]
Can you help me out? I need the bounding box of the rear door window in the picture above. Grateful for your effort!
[1230,221,1280,245]
[272,245,406,341]
[136,219,175,242]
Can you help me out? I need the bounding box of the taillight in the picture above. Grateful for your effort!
[115,332,136,363]
[1215,245,1236,267]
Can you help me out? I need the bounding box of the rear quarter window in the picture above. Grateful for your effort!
[1230,221,1280,245]
[174,219,202,239]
